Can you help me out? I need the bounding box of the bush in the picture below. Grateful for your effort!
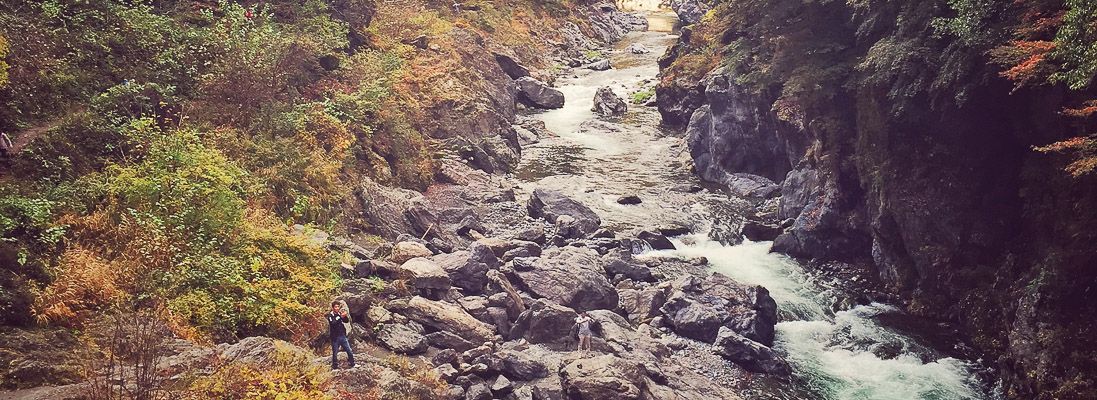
[184,341,332,400]
[33,129,338,341]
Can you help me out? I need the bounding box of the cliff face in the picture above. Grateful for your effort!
[659,1,1097,398]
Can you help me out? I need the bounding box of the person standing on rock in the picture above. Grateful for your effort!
[575,312,594,353]
[328,301,356,369]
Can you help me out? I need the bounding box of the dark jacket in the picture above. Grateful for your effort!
[328,312,350,338]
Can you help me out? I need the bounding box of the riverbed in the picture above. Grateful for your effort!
[514,6,1001,400]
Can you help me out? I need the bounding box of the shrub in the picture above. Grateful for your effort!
[184,341,332,400]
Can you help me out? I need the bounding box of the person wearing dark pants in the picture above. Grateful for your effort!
[328,301,355,369]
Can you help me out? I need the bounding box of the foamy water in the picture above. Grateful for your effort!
[652,235,994,400]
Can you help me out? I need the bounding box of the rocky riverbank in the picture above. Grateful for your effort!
[657,1,1097,398]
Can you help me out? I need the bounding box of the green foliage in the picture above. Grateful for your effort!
[184,341,332,399]
[0,34,8,87]
[630,88,655,104]
[1050,0,1097,89]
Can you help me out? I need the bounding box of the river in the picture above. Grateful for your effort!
[515,5,1001,400]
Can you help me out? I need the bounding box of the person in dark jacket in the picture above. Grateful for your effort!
[328,301,355,369]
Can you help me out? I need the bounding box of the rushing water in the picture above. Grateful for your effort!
[655,236,997,400]
[517,6,999,399]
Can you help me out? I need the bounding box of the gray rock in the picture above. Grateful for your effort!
[592,86,627,116]
[618,284,670,324]
[602,257,654,282]
[637,230,675,250]
[426,331,478,353]
[494,52,531,79]
[670,0,712,24]
[627,43,650,54]
[713,327,790,374]
[586,59,611,71]
[398,257,452,291]
[376,322,428,355]
[660,274,778,345]
[433,243,500,294]
[498,351,550,381]
[509,299,579,345]
[527,189,601,237]
[516,77,564,109]
[515,247,618,312]
[388,241,433,264]
[492,375,514,394]
[388,296,496,344]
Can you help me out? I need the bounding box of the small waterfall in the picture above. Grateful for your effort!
[651,234,996,400]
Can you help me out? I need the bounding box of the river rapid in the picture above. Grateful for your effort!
[514,5,1002,400]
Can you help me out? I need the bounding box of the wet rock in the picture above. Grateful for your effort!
[509,299,579,345]
[592,86,627,116]
[388,296,497,344]
[627,43,650,54]
[742,220,783,241]
[712,327,790,374]
[616,195,642,205]
[388,241,434,264]
[493,52,531,79]
[514,247,618,311]
[528,189,601,237]
[377,322,428,355]
[586,59,611,71]
[638,231,675,250]
[516,77,564,109]
[398,257,452,291]
[660,274,779,345]
[656,225,691,237]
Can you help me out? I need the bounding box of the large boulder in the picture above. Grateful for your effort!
[516,77,564,109]
[376,322,429,355]
[618,284,670,325]
[432,242,500,293]
[602,257,655,282]
[509,299,578,345]
[388,296,496,344]
[586,59,611,71]
[497,350,550,381]
[713,327,789,374]
[592,86,627,116]
[560,355,645,399]
[637,231,675,250]
[514,247,618,312]
[493,52,531,79]
[397,257,451,291]
[660,274,779,345]
[527,189,601,237]
[388,241,433,264]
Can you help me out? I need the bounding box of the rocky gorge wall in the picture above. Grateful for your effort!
[658,1,1097,398]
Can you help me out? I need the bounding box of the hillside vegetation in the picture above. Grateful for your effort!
[0,0,588,343]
